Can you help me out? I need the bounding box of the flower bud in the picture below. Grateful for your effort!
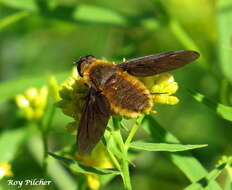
[15,86,48,121]
[49,76,60,101]
[0,162,13,180]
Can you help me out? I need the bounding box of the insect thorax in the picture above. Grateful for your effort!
[84,60,117,89]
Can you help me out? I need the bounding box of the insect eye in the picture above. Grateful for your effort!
[85,55,95,64]
[75,55,95,77]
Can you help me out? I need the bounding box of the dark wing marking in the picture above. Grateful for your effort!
[117,50,200,77]
[77,88,110,155]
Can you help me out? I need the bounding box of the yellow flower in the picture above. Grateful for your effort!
[75,143,113,168]
[49,75,61,102]
[57,67,113,189]
[56,67,88,121]
[86,174,100,190]
[15,86,48,121]
[74,143,114,190]
[0,162,13,180]
[57,64,180,189]
[58,67,180,132]
[141,73,179,105]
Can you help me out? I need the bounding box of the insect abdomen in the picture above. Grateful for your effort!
[102,71,153,118]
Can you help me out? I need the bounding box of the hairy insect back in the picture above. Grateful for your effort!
[83,60,117,89]
[83,59,153,118]
[102,71,153,117]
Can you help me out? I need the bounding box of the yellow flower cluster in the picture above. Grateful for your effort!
[140,73,179,105]
[57,68,179,133]
[56,66,180,190]
[151,73,179,105]
[15,86,48,121]
[75,143,114,190]
[56,68,88,122]
[57,68,114,189]
[0,162,13,180]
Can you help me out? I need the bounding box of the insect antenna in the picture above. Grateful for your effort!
[150,92,169,95]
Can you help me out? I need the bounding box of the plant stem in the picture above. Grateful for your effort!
[121,157,131,190]
[39,105,56,177]
[45,105,56,133]
[107,149,121,171]
[41,126,48,174]
[112,130,132,190]
[125,115,145,147]
[36,120,47,178]
[112,117,132,190]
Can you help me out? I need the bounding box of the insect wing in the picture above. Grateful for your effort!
[77,88,110,155]
[117,50,200,77]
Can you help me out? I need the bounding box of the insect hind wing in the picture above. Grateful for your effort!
[77,88,110,155]
[117,50,200,77]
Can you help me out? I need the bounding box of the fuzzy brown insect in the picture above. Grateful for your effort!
[74,50,200,155]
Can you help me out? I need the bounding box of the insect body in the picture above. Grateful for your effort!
[84,60,153,118]
[75,50,200,155]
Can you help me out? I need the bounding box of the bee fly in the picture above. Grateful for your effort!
[74,50,200,155]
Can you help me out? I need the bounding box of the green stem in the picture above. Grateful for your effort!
[220,79,230,105]
[111,115,146,189]
[125,115,145,147]
[103,134,121,171]
[41,127,48,174]
[44,105,56,133]
[36,120,47,177]
[107,149,121,171]
[38,106,56,177]
[121,157,131,190]
[112,131,132,190]
[112,117,132,190]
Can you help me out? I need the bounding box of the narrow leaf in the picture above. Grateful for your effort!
[0,128,27,162]
[189,90,232,122]
[48,152,120,175]
[28,136,77,190]
[73,5,127,26]
[0,11,29,30]
[0,0,37,11]
[129,141,207,152]
[142,115,222,190]
[184,163,226,190]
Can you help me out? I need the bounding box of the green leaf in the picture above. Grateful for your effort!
[0,11,29,30]
[142,115,222,190]
[0,0,38,11]
[189,90,232,122]
[129,141,207,152]
[0,128,27,162]
[224,175,232,190]
[73,5,127,26]
[48,152,120,175]
[184,163,226,190]
[0,1,159,29]
[28,136,77,190]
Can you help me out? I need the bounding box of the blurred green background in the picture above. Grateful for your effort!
[1,0,232,189]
